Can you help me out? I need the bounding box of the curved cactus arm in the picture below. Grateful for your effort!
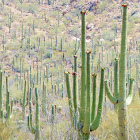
[83,51,91,134]
[28,115,36,134]
[126,78,134,106]
[104,80,118,104]
[90,68,104,131]
[65,72,74,123]
[24,98,29,107]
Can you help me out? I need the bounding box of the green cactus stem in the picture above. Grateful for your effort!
[118,4,129,140]
[79,11,86,126]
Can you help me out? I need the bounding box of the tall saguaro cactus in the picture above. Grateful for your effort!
[119,4,130,139]
[65,11,105,139]
[105,4,134,140]
[28,88,40,140]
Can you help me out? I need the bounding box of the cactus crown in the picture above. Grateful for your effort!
[72,72,77,75]
[86,51,92,54]
[80,11,86,14]
[122,3,128,7]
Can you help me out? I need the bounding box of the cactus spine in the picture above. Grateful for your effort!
[65,11,104,139]
[28,88,40,140]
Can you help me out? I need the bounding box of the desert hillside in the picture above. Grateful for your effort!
[0,0,139,140]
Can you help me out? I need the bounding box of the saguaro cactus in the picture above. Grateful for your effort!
[28,88,40,140]
[65,11,105,139]
[0,71,2,120]
[0,75,13,122]
[20,80,28,118]
[105,4,134,140]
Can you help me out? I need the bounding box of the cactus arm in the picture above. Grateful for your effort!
[65,72,74,122]
[104,81,118,104]
[6,91,10,113]
[24,98,29,107]
[91,73,97,122]
[126,78,134,106]
[23,80,26,105]
[74,55,77,73]
[79,11,86,124]
[90,68,104,131]
[73,73,77,111]
[83,51,91,134]
[28,115,36,134]
[73,55,78,113]
[114,58,119,109]
[11,100,13,113]
[72,72,78,129]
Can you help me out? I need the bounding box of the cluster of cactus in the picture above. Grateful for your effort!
[65,4,135,140]
[0,72,13,123]
[65,11,105,139]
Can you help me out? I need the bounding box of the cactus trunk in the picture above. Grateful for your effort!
[118,4,129,140]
